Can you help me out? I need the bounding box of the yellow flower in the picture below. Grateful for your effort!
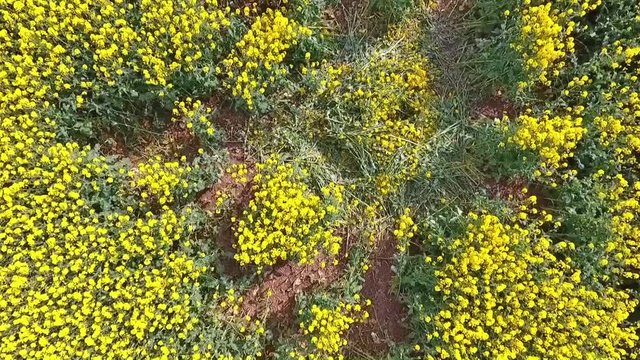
[233,156,344,272]
[419,211,639,359]
[300,300,369,355]
[222,9,312,109]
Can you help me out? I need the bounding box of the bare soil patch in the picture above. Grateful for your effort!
[199,100,253,210]
[485,177,552,211]
[99,115,203,164]
[241,257,342,327]
[100,131,128,157]
[347,234,409,356]
[485,177,529,201]
[198,158,254,278]
[476,92,519,120]
[208,99,249,147]
[162,121,203,161]
[197,100,255,278]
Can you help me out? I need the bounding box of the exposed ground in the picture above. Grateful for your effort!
[242,257,343,325]
[347,234,410,356]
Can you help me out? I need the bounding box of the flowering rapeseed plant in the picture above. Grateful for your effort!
[418,207,639,360]
[0,128,206,357]
[317,19,435,195]
[594,43,640,170]
[233,156,344,272]
[171,98,218,147]
[596,173,640,280]
[221,8,312,109]
[394,207,417,253]
[507,111,586,177]
[513,0,600,87]
[0,0,230,94]
[0,1,234,357]
[129,156,192,206]
[298,299,370,358]
[227,163,250,184]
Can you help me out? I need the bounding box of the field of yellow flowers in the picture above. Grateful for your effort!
[1,0,638,359]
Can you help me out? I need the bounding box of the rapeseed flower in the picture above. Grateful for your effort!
[233,156,344,272]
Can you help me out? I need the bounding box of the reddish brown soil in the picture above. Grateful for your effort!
[207,99,249,145]
[485,178,552,210]
[198,161,254,211]
[241,257,342,326]
[99,117,202,164]
[162,121,203,161]
[100,131,129,158]
[347,234,410,356]
[210,100,252,165]
[197,107,254,217]
[476,92,519,120]
[198,156,255,278]
[485,177,529,201]
[198,99,253,210]
[195,99,255,277]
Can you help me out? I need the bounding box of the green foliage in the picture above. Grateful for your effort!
[3,0,640,358]
[369,0,415,24]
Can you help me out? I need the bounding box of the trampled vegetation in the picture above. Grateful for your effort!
[1,0,639,359]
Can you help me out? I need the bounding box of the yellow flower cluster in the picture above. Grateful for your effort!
[0,0,230,99]
[211,190,231,216]
[597,174,640,280]
[514,0,600,86]
[595,45,640,170]
[319,20,435,195]
[233,156,344,271]
[221,9,312,108]
[508,111,586,176]
[129,156,191,206]
[589,41,640,282]
[0,129,204,358]
[300,300,370,357]
[0,3,211,355]
[134,0,230,86]
[394,208,417,253]
[172,98,217,143]
[422,211,639,360]
[516,2,573,86]
[217,288,245,316]
[227,163,250,184]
